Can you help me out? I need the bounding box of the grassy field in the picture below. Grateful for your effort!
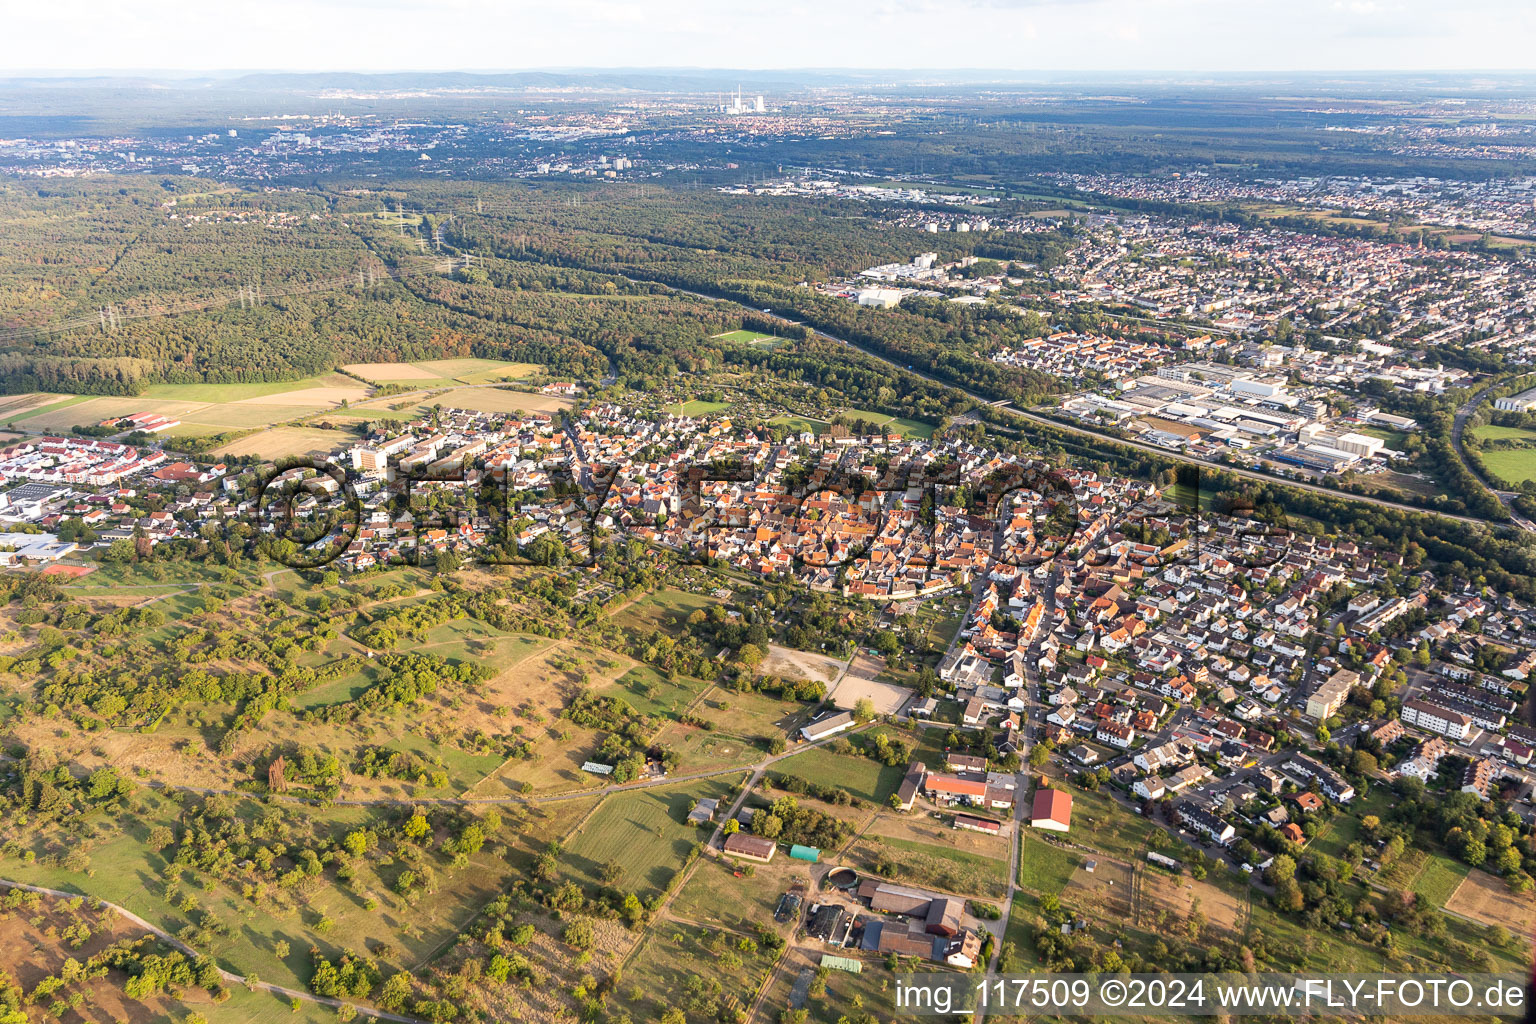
[608,587,717,635]
[769,414,831,435]
[1479,448,1536,484]
[1356,425,1411,449]
[671,848,819,932]
[1414,853,1472,906]
[614,919,779,1024]
[851,832,1009,899]
[562,775,743,893]
[1058,786,1162,862]
[1017,832,1079,896]
[771,744,903,803]
[711,329,782,345]
[607,664,714,718]
[1472,423,1536,442]
[839,408,936,439]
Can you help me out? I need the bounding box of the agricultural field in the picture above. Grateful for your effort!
[1444,868,1536,933]
[1,374,370,437]
[211,424,355,457]
[350,385,572,417]
[342,358,539,386]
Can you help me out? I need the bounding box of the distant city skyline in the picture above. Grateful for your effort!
[5,0,1535,77]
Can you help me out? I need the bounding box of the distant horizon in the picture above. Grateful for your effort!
[3,67,1536,86]
[6,0,1535,79]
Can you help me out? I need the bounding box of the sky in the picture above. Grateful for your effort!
[2,0,1533,75]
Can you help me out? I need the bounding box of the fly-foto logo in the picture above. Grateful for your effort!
[255,455,1294,577]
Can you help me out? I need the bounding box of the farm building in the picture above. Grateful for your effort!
[800,710,856,742]
[954,813,1002,835]
[893,761,926,811]
[687,798,719,825]
[925,897,964,937]
[722,833,777,863]
[1031,788,1073,832]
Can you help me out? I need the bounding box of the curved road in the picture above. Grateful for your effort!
[1451,379,1536,531]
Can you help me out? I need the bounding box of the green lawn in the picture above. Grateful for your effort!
[563,775,743,893]
[1356,425,1410,449]
[839,408,936,439]
[772,745,903,803]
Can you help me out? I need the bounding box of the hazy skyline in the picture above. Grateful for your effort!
[3,0,1534,76]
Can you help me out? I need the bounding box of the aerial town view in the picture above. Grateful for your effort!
[3,3,1536,1024]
